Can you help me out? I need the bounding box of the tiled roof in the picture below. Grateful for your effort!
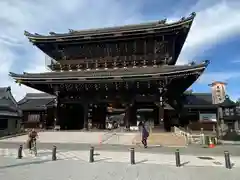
[17,92,216,111]
[24,12,196,40]
[18,93,55,111]
[218,95,236,107]
[183,93,216,108]
[10,61,208,80]
[0,86,21,117]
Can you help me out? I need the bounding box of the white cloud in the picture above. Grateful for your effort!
[231,59,240,64]
[177,0,240,64]
[0,0,143,101]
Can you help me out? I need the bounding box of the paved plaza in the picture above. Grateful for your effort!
[0,132,240,179]
[1,148,240,168]
[0,131,137,145]
[0,156,240,180]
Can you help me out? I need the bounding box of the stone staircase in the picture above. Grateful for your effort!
[132,132,187,147]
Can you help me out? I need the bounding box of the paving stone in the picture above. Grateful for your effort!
[0,157,240,180]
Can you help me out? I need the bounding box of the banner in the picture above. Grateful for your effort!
[199,113,217,122]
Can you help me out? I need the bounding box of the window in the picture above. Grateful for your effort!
[28,114,40,122]
[224,108,230,116]
[230,108,234,116]
[0,119,8,130]
[224,108,235,116]
[15,119,18,128]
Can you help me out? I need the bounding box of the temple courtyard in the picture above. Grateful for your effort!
[0,130,240,179]
[0,156,240,180]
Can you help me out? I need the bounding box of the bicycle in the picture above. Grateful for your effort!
[30,138,37,156]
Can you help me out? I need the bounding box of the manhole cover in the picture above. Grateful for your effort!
[197,156,214,160]
[213,161,222,165]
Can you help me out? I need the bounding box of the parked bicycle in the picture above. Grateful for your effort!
[27,129,38,156]
[30,137,37,156]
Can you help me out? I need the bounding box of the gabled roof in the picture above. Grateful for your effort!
[183,93,216,108]
[18,93,55,111]
[0,86,21,117]
[24,12,196,41]
[10,60,209,81]
[218,95,236,107]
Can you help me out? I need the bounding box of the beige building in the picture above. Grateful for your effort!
[209,81,227,104]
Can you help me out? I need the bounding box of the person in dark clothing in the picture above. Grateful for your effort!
[139,121,149,148]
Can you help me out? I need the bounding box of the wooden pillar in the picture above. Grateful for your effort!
[159,105,164,125]
[158,87,164,125]
[100,104,107,129]
[130,104,137,126]
[83,103,89,130]
[124,104,132,130]
[54,91,60,130]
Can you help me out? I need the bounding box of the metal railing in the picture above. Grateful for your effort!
[173,126,192,145]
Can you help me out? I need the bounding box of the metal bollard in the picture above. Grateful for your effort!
[17,145,23,159]
[130,148,135,165]
[175,149,181,167]
[89,147,94,163]
[224,151,231,169]
[52,146,57,161]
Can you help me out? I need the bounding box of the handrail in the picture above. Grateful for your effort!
[173,126,192,145]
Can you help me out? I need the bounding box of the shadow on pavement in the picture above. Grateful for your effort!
[180,161,190,166]
[94,157,112,162]
[136,159,148,164]
[0,159,52,170]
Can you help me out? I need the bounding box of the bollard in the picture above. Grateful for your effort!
[52,146,57,161]
[130,148,135,165]
[17,145,23,159]
[175,149,181,167]
[224,151,231,169]
[89,147,94,163]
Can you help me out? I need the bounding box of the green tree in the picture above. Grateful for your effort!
[236,98,240,105]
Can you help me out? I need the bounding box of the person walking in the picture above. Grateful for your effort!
[138,121,149,148]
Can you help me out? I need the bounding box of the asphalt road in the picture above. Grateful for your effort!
[0,141,240,156]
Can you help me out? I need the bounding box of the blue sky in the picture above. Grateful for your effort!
[0,0,240,101]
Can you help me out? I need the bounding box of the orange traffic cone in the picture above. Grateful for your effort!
[208,138,215,148]
[99,135,102,144]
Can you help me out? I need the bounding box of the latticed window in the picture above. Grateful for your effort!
[224,108,235,116]
[28,114,40,122]
[229,108,234,116]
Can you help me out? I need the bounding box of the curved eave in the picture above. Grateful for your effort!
[9,60,208,83]
[24,12,196,42]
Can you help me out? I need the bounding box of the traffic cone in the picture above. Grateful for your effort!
[99,135,102,144]
[208,138,215,148]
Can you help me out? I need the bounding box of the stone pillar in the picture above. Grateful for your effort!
[54,91,60,130]
[83,103,89,130]
[218,107,226,138]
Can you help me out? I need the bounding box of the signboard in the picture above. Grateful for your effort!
[199,113,217,122]
[210,82,226,104]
